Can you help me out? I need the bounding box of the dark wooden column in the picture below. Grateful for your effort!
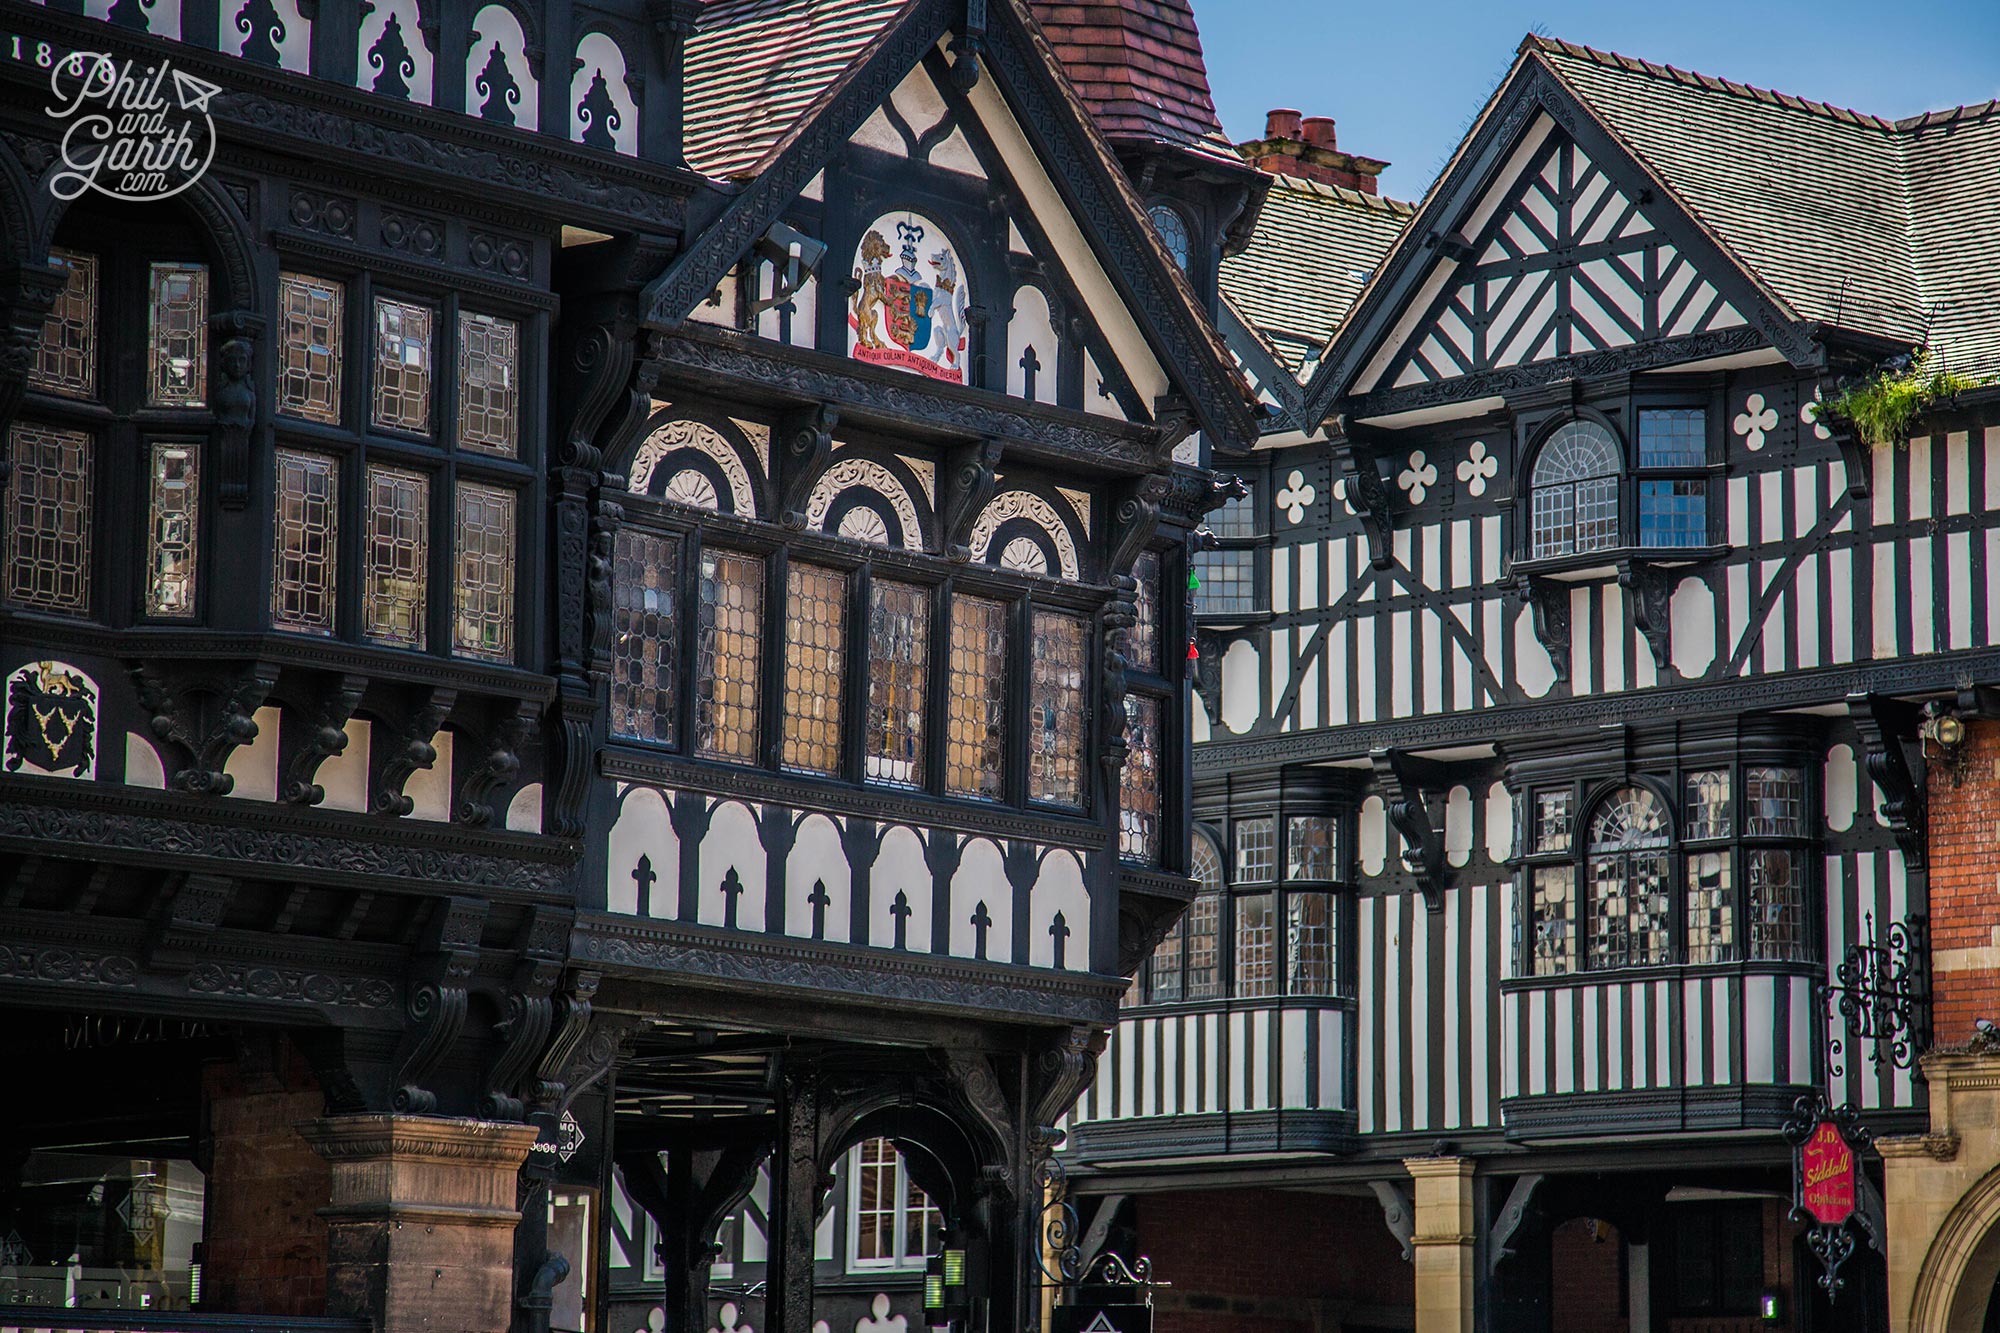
[619,1134,768,1333]
[764,1069,824,1333]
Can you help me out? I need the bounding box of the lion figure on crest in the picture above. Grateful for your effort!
[851,229,892,349]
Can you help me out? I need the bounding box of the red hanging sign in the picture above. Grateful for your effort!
[1800,1120,1857,1226]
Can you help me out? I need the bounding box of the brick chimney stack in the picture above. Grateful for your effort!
[1240,108,1389,194]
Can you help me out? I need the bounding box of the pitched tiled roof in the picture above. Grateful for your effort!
[1220,177,1413,373]
[1026,1,1233,157]
[681,0,915,180]
[1527,36,2000,374]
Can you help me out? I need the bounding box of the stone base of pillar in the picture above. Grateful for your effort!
[1878,1046,2000,1333]
[1404,1156,1476,1333]
[300,1115,542,1333]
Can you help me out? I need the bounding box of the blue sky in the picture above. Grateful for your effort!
[1200,0,2000,201]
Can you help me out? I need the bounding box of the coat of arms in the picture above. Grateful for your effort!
[848,211,968,384]
[4,660,99,778]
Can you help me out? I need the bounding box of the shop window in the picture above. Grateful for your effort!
[865,579,929,787]
[945,596,1007,800]
[278,272,344,424]
[363,465,429,648]
[694,548,764,764]
[33,247,97,399]
[272,449,339,634]
[1667,1202,1762,1318]
[146,262,208,407]
[458,311,519,456]
[609,529,679,744]
[145,443,200,618]
[847,1138,941,1271]
[1028,611,1087,807]
[0,1152,205,1309]
[5,422,93,614]
[782,563,847,775]
[372,297,434,433]
[453,482,515,663]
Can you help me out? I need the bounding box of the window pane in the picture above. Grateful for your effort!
[147,262,208,407]
[1685,770,1732,839]
[363,466,429,649]
[1287,815,1337,880]
[1531,420,1620,559]
[696,549,764,763]
[1148,205,1190,272]
[1744,766,1805,836]
[1589,787,1669,851]
[1185,889,1222,999]
[1146,919,1184,1003]
[1639,408,1706,467]
[1534,790,1573,853]
[865,580,928,787]
[1748,849,1807,961]
[1128,549,1160,672]
[903,1171,940,1263]
[1575,474,1619,552]
[1529,866,1574,976]
[1686,851,1733,964]
[1287,891,1337,996]
[1119,696,1162,861]
[1234,815,1275,883]
[610,529,678,744]
[1530,483,1575,559]
[5,422,92,613]
[454,483,516,663]
[373,298,434,433]
[279,272,343,424]
[458,312,519,457]
[782,563,847,776]
[1590,851,1670,969]
[1029,611,1087,807]
[146,442,200,618]
[855,1139,894,1263]
[1192,547,1258,615]
[945,596,1006,799]
[1234,891,1277,998]
[1208,484,1259,538]
[32,248,96,398]
[272,449,338,634]
[1640,479,1707,548]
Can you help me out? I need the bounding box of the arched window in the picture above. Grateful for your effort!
[1586,786,1671,969]
[1529,418,1620,560]
[1147,205,1191,272]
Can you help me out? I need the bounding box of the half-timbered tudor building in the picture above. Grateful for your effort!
[1061,35,2000,1333]
[0,5,1262,1333]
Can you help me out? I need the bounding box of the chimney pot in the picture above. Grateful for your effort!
[1265,109,1303,141]
[1301,116,1337,150]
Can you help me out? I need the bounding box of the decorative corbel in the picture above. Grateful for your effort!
[941,437,1002,560]
[776,402,838,529]
[456,697,540,827]
[131,660,282,795]
[210,309,264,509]
[145,872,237,970]
[368,685,458,816]
[1192,628,1225,718]
[392,895,488,1114]
[1486,1174,1545,1276]
[1618,560,1674,672]
[527,970,600,1117]
[1371,748,1450,913]
[1331,416,1395,570]
[1107,473,1168,582]
[1519,575,1572,684]
[946,0,985,91]
[1369,1179,1415,1262]
[1847,692,1926,869]
[1152,393,1197,462]
[480,906,569,1121]
[1030,1026,1104,1157]
[944,1050,1018,1172]
[280,672,368,805]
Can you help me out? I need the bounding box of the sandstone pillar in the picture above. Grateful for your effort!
[300,1115,541,1333]
[1405,1156,1476,1333]
[1878,1047,2000,1333]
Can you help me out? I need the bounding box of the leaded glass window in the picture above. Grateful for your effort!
[1147,205,1190,272]
[1028,611,1087,807]
[1533,790,1574,853]
[1287,891,1337,996]
[1530,419,1620,559]
[33,248,97,398]
[1129,550,1160,672]
[1638,409,1705,466]
[1185,838,1223,999]
[278,273,344,423]
[4,422,92,613]
[1529,866,1574,976]
[372,298,433,433]
[1119,696,1161,861]
[695,549,764,763]
[1192,548,1257,616]
[1685,770,1732,840]
[782,563,847,775]
[1744,766,1805,836]
[1586,786,1671,969]
[1287,815,1337,880]
[866,580,928,787]
[146,442,199,618]
[1686,851,1733,964]
[610,529,679,744]
[454,483,515,662]
[1234,891,1277,998]
[1146,914,1184,1003]
[1640,479,1707,548]
[147,262,208,407]
[1208,485,1259,539]
[273,449,339,634]
[1234,815,1275,883]
[946,596,1006,800]
[363,466,429,648]
[1748,849,1806,961]
[458,312,519,457]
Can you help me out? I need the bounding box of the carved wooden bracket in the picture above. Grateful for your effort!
[1369,1179,1414,1262]
[1151,393,1197,462]
[480,906,569,1121]
[280,671,368,805]
[1847,692,1926,869]
[1372,747,1450,913]
[1487,1173,1545,1276]
[1519,575,1572,684]
[456,697,539,828]
[776,401,838,529]
[392,895,487,1114]
[941,437,1002,560]
[367,685,457,816]
[131,660,282,795]
[1618,560,1674,672]
[1031,1026,1104,1154]
[146,872,237,970]
[1331,418,1396,569]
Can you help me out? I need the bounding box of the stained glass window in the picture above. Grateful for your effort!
[1287,891,1337,996]
[1586,786,1671,969]
[695,549,764,763]
[455,483,515,662]
[1529,866,1574,976]
[146,442,199,618]
[866,580,928,786]
[458,311,519,456]
[1686,851,1733,964]
[1748,849,1806,961]
[1287,815,1337,880]
[782,563,847,776]
[1234,891,1277,997]
[5,422,92,613]
[1119,696,1161,861]
[1028,611,1087,807]
[1534,790,1574,853]
[273,449,338,634]
[1234,815,1275,883]
[1147,205,1190,272]
[945,596,1006,800]
[1128,550,1160,672]
[1685,770,1732,840]
[363,466,429,648]
[1745,766,1805,837]
[147,262,208,407]
[1185,837,1223,999]
[1192,548,1257,616]
[373,298,433,433]
[1530,419,1620,559]
[33,248,97,398]
[610,529,679,744]
[278,273,344,424]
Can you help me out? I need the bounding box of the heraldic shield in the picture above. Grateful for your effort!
[848,209,969,385]
[4,660,99,778]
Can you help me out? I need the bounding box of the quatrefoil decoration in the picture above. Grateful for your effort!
[1397,450,1438,505]
[1802,394,1833,441]
[1734,392,1779,451]
[1456,440,1497,498]
[1275,469,1316,524]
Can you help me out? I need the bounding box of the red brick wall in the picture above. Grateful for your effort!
[200,1045,331,1316]
[1548,1218,1626,1333]
[1135,1188,1412,1333]
[1926,719,2000,1046]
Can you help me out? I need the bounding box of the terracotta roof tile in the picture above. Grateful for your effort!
[1025,1,1227,150]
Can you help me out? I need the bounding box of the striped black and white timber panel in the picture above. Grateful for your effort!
[1068,1003,1348,1124]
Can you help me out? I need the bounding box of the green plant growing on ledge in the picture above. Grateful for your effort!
[1815,352,1993,447]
